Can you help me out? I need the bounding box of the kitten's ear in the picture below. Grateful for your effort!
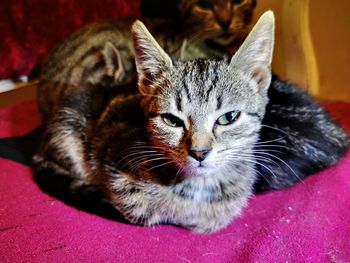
[132,20,172,91]
[101,42,125,81]
[101,42,125,82]
[180,39,188,61]
[230,11,275,94]
[71,42,125,85]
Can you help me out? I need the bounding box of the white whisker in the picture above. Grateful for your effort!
[261,124,289,136]
[117,150,162,166]
[255,137,286,145]
[255,151,303,184]
[146,160,176,173]
[129,156,172,173]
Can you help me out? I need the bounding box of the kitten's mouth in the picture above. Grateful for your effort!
[184,161,214,176]
[197,162,207,168]
[214,33,236,45]
[195,164,206,170]
[207,32,236,49]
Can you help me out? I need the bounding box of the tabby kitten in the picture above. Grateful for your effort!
[141,0,256,55]
[35,0,349,196]
[34,12,275,233]
[36,0,257,119]
[5,0,255,94]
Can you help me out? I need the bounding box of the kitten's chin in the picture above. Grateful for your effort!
[183,160,218,177]
[213,35,235,46]
[210,32,237,46]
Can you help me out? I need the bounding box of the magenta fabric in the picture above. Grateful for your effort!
[0,100,349,262]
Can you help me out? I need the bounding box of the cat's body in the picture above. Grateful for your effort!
[35,12,276,233]
[255,75,349,191]
[35,74,255,233]
[34,8,349,233]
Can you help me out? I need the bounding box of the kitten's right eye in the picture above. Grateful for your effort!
[161,114,184,128]
[216,111,241,126]
[197,0,212,9]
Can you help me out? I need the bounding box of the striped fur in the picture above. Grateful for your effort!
[177,0,257,55]
[37,0,258,121]
[254,75,349,191]
[34,10,349,233]
[35,12,274,233]
[36,18,225,122]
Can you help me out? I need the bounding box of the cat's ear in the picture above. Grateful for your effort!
[70,42,125,86]
[101,42,125,82]
[132,20,172,92]
[230,11,275,94]
[180,39,188,61]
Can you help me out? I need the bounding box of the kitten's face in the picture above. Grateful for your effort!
[132,11,274,178]
[145,60,266,176]
[179,0,256,47]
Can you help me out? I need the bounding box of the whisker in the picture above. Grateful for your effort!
[231,149,303,185]
[255,151,303,184]
[255,137,286,145]
[251,149,285,155]
[261,124,289,136]
[120,150,166,171]
[129,156,172,173]
[126,146,163,151]
[253,167,271,185]
[117,150,162,165]
[228,152,280,167]
[254,144,289,150]
[146,160,176,173]
[174,165,185,182]
[227,156,278,181]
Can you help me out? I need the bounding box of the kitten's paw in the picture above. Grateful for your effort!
[184,221,229,234]
[33,155,70,176]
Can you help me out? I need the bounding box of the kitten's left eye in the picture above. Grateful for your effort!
[197,0,212,9]
[161,113,184,128]
[231,0,243,4]
[216,111,241,125]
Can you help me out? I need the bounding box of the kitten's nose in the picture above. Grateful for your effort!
[218,20,231,31]
[189,149,210,162]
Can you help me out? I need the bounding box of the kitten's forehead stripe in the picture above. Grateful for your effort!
[205,63,220,102]
[181,66,192,102]
[179,60,223,106]
[196,60,207,77]
[176,90,182,112]
[216,95,223,110]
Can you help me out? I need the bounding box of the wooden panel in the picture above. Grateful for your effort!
[309,0,350,102]
[255,0,319,95]
[281,0,319,96]
[256,0,350,102]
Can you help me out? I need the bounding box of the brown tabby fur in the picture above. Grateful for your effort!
[37,0,257,121]
[34,2,350,233]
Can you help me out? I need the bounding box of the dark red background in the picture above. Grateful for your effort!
[0,0,140,79]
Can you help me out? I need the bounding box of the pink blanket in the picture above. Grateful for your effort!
[1,100,350,262]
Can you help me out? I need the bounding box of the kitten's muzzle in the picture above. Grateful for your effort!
[189,149,210,162]
[218,20,231,31]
